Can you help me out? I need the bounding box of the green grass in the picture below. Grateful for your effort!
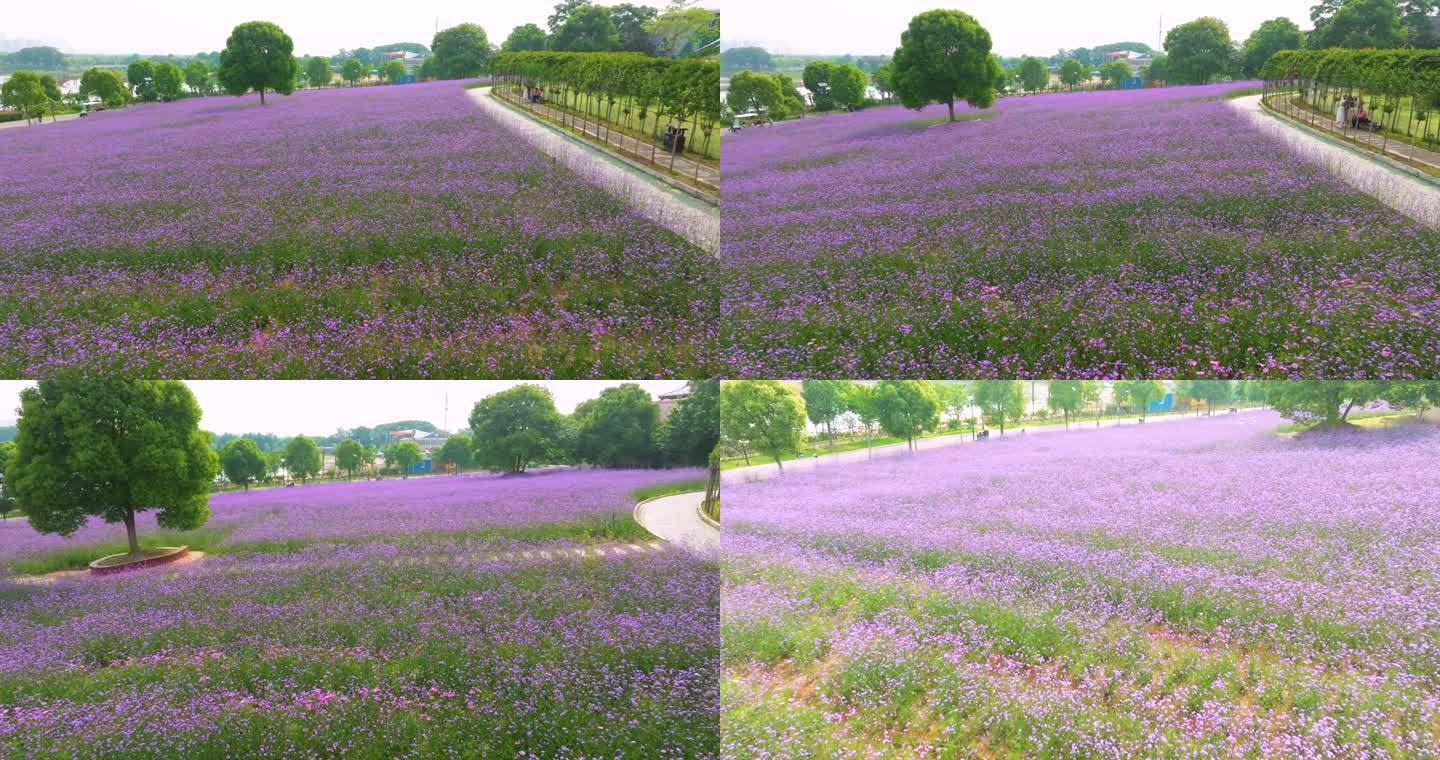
[3,515,658,576]
[546,87,722,161]
[1274,409,1413,434]
[900,110,1002,129]
[631,478,708,503]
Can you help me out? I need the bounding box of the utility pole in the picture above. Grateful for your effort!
[443,392,449,433]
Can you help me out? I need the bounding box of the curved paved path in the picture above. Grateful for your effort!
[634,492,719,557]
[466,86,718,252]
[1229,94,1440,228]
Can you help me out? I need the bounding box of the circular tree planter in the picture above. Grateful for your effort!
[89,546,188,576]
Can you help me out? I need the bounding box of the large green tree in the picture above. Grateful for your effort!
[434,435,473,474]
[611,3,658,53]
[389,440,423,477]
[341,58,365,86]
[0,71,50,123]
[1267,381,1385,426]
[1047,380,1099,429]
[503,23,550,52]
[829,63,869,110]
[7,381,218,556]
[1317,0,1404,48]
[184,60,212,95]
[80,68,128,106]
[218,21,300,104]
[728,69,782,115]
[126,60,157,101]
[284,435,322,483]
[556,6,619,51]
[469,385,564,473]
[334,438,366,478]
[154,61,186,100]
[872,380,941,450]
[1243,17,1303,77]
[1113,380,1167,421]
[974,380,1024,435]
[663,381,719,467]
[219,438,266,490]
[801,380,849,449]
[1164,17,1232,84]
[1059,58,1087,89]
[432,23,491,79]
[0,440,16,517]
[720,381,806,473]
[721,47,774,73]
[1019,55,1049,91]
[891,9,1002,122]
[305,56,333,88]
[573,383,662,468]
[1179,380,1233,416]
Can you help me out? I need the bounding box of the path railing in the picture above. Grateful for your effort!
[493,85,718,194]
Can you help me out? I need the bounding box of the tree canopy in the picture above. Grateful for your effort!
[721,47,774,74]
[555,5,620,52]
[219,438,266,490]
[574,384,663,468]
[974,380,1024,434]
[1019,56,1049,91]
[305,56,333,87]
[662,381,719,467]
[1114,380,1167,420]
[434,435,472,474]
[504,23,550,53]
[283,435,322,483]
[1164,17,1232,84]
[431,23,491,79]
[468,384,564,473]
[1047,380,1100,428]
[720,381,806,473]
[871,381,941,449]
[891,9,1002,122]
[1312,0,1404,49]
[1,72,51,122]
[7,381,217,556]
[335,438,366,478]
[217,21,299,104]
[80,68,128,107]
[1243,17,1304,77]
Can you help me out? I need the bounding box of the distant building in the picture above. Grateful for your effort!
[658,383,694,420]
[388,429,450,451]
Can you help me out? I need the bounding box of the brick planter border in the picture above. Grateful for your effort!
[89,546,189,576]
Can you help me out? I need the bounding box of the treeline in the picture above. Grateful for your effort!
[500,3,718,58]
[1262,48,1440,94]
[720,380,1440,470]
[211,382,718,489]
[492,50,721,156]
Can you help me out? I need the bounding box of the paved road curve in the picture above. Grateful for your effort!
[1229,94,1440,228]
[634,492,719,557]
[467,86,719,252]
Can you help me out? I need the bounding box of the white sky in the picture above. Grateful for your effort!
[0,381,691,436]
[2,0,562,57]
[723,0,1315,57]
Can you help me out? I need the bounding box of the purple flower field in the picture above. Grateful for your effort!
[0,468,718,757]
[0,82,715,377]
[722,411,1440,756]
[719,84,1440,377]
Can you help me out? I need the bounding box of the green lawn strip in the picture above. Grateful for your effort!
[4,513,656,576]
[900,110,1001,129]
[721,406,1262,470]
[1275,410,1419,434]
[724,553,1432,755]
[547,87,722,162]
[631,478,709,503]
[728,523,1402,668]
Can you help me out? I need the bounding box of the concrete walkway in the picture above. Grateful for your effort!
[1274,94,1440,172]
[0,112,82,131]
[634,492,719,557]
[725,407,1267,485]
[494,85,719,190]
[1230,94,1440,228]
[466,86,718,253]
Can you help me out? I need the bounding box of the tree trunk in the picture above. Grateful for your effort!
[773,453,783,473]
[947,98,955,122]
[260,87,266,105]
[123,508,140,555]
